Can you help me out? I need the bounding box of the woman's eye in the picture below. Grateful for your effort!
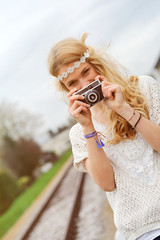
[83,68,90,75]
[68,81,76,87]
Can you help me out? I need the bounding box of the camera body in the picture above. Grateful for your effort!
[73,79,106,107]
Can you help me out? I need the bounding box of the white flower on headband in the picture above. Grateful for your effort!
[57,49,90,81]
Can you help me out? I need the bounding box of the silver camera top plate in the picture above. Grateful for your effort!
[73,79,101,96]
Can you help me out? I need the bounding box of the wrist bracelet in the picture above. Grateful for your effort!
[84,131,97,138]
[84,131,105,149]
[132,113,142,129]
[128,110,135,121]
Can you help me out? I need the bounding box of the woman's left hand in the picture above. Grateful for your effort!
[95,75,126,112]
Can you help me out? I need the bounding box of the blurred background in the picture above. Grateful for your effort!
[0,0,160,239]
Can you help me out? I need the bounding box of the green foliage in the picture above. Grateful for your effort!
[0,171,20,216]
[17,176,32,192]
[0,149,72,238]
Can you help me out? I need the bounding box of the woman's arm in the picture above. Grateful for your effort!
[68,88,116,192]
[96,74,160,153]
[118,103,160,153]
[82,124,116,192]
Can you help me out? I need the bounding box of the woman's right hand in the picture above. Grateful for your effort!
[67,88,93,128]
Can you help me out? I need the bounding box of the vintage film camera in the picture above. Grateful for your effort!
[73,79,106,107]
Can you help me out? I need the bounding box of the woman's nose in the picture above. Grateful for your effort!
[80,78,91,89]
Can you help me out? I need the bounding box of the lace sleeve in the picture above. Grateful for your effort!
[138,75,160,125]
[69,123,88,172]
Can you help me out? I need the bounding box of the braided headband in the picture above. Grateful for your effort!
[57,49,90,81]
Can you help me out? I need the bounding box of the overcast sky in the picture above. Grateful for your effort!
[0,0,160,139]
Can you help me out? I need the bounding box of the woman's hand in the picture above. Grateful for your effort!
[67,88,93,128]
[95,75,126,112]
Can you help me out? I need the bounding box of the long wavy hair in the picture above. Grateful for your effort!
[48,33,149,145]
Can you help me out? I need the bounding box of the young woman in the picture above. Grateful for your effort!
[48,33,160,240]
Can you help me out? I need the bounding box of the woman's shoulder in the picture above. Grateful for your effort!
[69,123,84,139]
[137,75,159,96]
[138,75,157,86]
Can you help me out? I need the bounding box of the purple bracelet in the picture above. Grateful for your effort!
[84,131,97,138]
[84,131,105,149]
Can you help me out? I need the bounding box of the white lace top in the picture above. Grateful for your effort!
[69,75,160,240]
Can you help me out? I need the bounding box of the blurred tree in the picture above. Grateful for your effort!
[0,101,43,179]
[48,129,56,137]
[2,137,42,179]
[0,101,43,144]
[57,125,68,134]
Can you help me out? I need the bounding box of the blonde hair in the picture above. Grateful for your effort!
[48,33,149,145]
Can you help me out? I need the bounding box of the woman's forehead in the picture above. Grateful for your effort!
[60,62,90,82]
[60,61,90,73]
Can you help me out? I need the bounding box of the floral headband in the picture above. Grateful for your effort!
[57,49,90,81]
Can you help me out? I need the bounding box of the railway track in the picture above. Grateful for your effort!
[6,157,116,240]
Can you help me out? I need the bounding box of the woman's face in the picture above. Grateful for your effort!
[59,61,98,92]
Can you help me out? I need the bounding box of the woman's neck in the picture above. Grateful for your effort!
[91,101,109,125]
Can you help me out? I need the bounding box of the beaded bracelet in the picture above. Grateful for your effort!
[132,113,142,129]
[84,131,105,149]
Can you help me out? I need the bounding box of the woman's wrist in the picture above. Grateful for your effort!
[116,102,141,128]
[116,102,133,119]
[82,123,95,135]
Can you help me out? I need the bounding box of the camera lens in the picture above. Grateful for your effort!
[89,93,97,101]
[86,90,100,104]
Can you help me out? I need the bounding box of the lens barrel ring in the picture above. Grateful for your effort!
[85,90,100,104]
